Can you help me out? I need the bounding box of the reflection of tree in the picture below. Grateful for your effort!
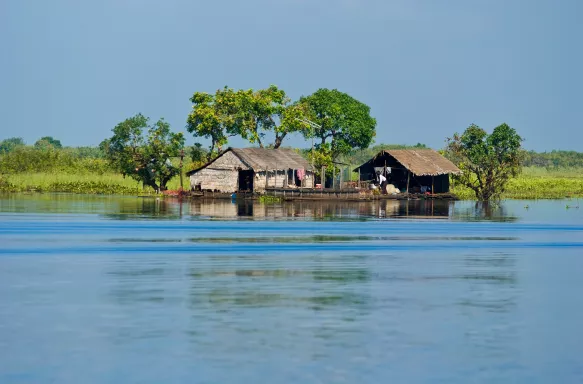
[107,267,168,305]
[102,198,183,220]
[453,202,518,222]
[187,264,372,312]
[456,253,518,357]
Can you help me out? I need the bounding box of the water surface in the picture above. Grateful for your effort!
[1,194,582,383]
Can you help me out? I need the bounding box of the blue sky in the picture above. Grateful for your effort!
[1,0,581,151]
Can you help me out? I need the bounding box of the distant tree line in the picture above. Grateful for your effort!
[523,150,583,168]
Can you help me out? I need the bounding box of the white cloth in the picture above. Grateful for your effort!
[374,166,391,175]
[378,174,386,184]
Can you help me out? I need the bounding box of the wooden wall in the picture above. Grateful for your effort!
[189,150,315,193]
[189,151,247,193]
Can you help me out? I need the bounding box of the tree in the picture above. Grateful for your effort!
[187,85,310,159]
[298,89,376,161]
[186,91,232,161]
[227,85,309,149]
[0,137,25,153]
[101,114,184,192]
[189,142,208,166]
[445,123,524,201]
[34,136,62,149]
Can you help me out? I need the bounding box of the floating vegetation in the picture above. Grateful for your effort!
[258,195,282,203]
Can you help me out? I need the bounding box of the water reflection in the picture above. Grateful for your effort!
[0,193,526,222]
[455,202,518,222]
[189,199,454,220]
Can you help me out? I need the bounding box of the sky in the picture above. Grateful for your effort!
[1,0,582,151]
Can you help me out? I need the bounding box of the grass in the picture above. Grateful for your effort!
[0,172,186,195]
[1,167,581,199]
[451,167,583,200]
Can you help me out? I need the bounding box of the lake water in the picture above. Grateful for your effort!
[1,194,583,383]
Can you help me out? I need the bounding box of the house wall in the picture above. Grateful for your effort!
[189,151,248,193]
[254,171,315,192]
[411,175,450,193]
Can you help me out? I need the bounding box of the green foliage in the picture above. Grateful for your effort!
[258,195,282,203]
[524,150,583,168]
[446,123,524,201]
[299,89,376,161]
[451,167,583,200]
[0,137,25,153]
[305,143,334,176]
[189,143,208,165]
[34,136,62,149]
[0,173,143,194]
[64,146,106,158]
[0,146,112,174]
[101,114,184,191]
[0,175,16,191]
[187,85,310,158]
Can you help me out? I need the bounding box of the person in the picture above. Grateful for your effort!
[376,171,387,194]
[245,176,250,191]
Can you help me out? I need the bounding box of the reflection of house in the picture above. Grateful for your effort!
[354,149,461,194]
[186,148,314,193]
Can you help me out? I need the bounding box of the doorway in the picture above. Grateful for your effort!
[238,170,254,192]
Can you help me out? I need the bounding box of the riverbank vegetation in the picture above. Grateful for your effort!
[1,142,581,199]
[1,82,582,199]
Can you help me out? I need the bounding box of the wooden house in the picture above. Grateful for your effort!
[186,147,315,193]
[354,149,461,194]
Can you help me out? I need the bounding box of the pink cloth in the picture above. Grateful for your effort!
[296,168,305,181]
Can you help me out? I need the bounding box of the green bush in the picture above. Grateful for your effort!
[0,147,113,174]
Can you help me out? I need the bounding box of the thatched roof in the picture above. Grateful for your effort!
[231,148,312,171]
[187,147,312,175]
[356,149,461,176]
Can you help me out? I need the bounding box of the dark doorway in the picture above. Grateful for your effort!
[238,170,254,192]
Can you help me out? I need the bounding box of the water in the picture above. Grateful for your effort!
[1,194,583,383]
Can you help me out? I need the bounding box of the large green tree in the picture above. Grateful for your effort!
[101,114,184,192]
[34,136,62,149]
[299,89,376,162]
[0,137,25,153]
[187,85,309,159]
[445,123,524,201]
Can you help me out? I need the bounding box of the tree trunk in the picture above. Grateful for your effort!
[273,133,286,149]
[144,178,160,192]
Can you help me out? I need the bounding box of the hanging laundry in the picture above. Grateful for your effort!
[374,167,384,175]
[296,168,305,181]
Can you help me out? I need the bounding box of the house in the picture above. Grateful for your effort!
[186,147,315,193]
[354,149,461,194]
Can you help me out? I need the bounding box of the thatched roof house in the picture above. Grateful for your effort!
[187,147,314,193]
[354,149,461,193]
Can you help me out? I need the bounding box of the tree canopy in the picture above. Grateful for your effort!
[186,85,310,160]
[445,123,524,201]
[34,136,62,149]
[0,137,25,153]
[299,89,376,163]
[101,114,184,191]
